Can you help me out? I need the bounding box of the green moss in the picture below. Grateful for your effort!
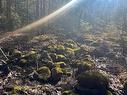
[28,50,37,59]
[22,50,37,59]
[65,48,75,56]
[76,71,109,95]
[55,62,66,68]
[56,45,65,54]
[62,90,78,95]
[57,45,65,50]
[83,58,94,64]
[72,60,92,74]
[107,91,113,95]
[64,43,75,49]
[57,54,67,62]
[62,68,72,76]
[37,66,51,80]
[51,67,64,75]
[18,59,29,67]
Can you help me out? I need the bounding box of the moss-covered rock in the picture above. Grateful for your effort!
[62,68,72,76]
[22,50,37,60]
[62,90,78,95]
[72,59,93,74]
[76,71,109,95]
[28,50,37,59]
[77,62,92,74]
[13,49,22,58]
[54,62,66,68]
[36,66,51,81]
[56,54,67,62]
[55,45,65,54]
[18,59,29,67]
[65,48,75,56]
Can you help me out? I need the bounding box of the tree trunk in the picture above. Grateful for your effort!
[6,0,13,31]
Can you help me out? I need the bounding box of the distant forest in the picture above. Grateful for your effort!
[0,0,127,33]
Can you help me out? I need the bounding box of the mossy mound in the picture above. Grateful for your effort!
[13,49,22,58]
[54,62,66,68]
[48,44,65,54]
[76,71,109,95]
[72,58,93,74]
[36,66,51,81]
[76,61,92,74]
[56,54,67,62]
[23,50,37,59]
[49,53,67,62]
[65,48,76,56]
[18,59,29,67]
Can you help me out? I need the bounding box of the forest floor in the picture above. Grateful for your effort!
[0,29,127,95]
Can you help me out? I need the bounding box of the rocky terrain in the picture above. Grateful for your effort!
[0,30,127,95]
